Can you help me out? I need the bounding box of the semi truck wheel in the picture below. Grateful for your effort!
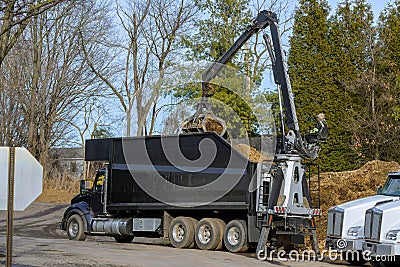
[195,218,222,250]
[223,220,248,253]
[114,235,134,243]
[188,217,199,248]
[67,214,86,241]
[369,261,381,267]
[213,218,226,250]
[341,251,367,266]
[376,257,399,267]
[169,217,195,248]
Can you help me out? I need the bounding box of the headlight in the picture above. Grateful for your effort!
[347,226,362,237]
[386,230,400,240]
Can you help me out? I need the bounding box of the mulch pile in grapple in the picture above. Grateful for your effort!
[316,160,399,247]
[204,117,224,135]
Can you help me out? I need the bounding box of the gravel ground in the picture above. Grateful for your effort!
[0,202,363,267]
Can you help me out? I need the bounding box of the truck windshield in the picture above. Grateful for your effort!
[380,177,400,196]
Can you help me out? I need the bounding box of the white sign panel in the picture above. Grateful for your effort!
[0,147,43,211]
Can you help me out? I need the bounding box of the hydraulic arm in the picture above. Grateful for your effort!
[202,11,299,134]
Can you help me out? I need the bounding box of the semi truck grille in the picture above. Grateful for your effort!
[327,208,344,237]
[364,208,382,241]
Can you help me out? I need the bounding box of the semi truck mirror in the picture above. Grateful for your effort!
[80,180,93,195]
[376,185,382,194]
[80,180,86,195]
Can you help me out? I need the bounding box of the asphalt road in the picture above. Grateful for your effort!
[0,202,363,267]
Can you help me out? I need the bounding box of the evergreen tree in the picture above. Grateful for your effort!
[288,0,356,171]
[329,0,376,165]
[182,0,251,64]
[329,0,374,79]
[378,1,400,76]
[370,1,400,161]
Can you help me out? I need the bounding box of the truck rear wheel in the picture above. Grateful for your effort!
[213,218,226,250]
[224,220,248,253]
[188,217,198,248]
[195,218,222,250]
[67,214,86,241]
[114,235,134,243]
[169,217,195,248]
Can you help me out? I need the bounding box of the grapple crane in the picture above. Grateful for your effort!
[182,10,328,255]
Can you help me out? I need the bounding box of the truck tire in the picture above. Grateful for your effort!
[195,218,222,250]
[370,261,382,267]
[341,251,367,266]
[213,218,226,250]
[377,257,399,267]
[114,235,134,243]
[169,217,195,248]
[224,220,248,253]
[67,214,86,241]
[188,217,199,248]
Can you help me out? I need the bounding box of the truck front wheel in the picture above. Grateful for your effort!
[223,220,248,253]
[114,235,134,243]
[67,214,86,241]
[169,217,195,248]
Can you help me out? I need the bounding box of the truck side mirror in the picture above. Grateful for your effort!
[80,180,93,195]
[376,185,382,195]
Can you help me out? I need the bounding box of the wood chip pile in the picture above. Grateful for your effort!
[235,143,271,162]
[316,160,399,247]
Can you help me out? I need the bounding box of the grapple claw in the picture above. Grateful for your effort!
[181,102,226,136]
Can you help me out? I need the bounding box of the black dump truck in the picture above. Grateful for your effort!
[61,132,320,253]
[63,133,267,252]
[61,10,325,256]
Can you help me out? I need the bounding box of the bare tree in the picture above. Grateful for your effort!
[0,0,66,65]
[246,0,295,82]
[82,0,195,136]
[0,46,28,146]
[67,98,112,148]
[82,0,150,136]
[1,1,112,176]
[142,0,196,135]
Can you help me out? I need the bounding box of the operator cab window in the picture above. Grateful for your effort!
[380,177,400,196]
[94,172,105,192]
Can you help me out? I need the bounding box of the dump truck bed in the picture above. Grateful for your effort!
[85,133,258,212]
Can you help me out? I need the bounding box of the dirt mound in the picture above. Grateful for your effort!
[235,144,271,163]
[317,160,399,247]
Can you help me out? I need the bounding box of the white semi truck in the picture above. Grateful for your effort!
[362,173,400,267]
[326,172,400,265]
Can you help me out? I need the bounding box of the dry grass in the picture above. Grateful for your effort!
[35,170,80,203]
[44,173,80,193]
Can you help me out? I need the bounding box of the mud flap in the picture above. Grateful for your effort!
[311,229,320,255]
[256,226,270,258]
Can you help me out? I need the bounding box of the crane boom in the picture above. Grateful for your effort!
[202,11,301,141]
